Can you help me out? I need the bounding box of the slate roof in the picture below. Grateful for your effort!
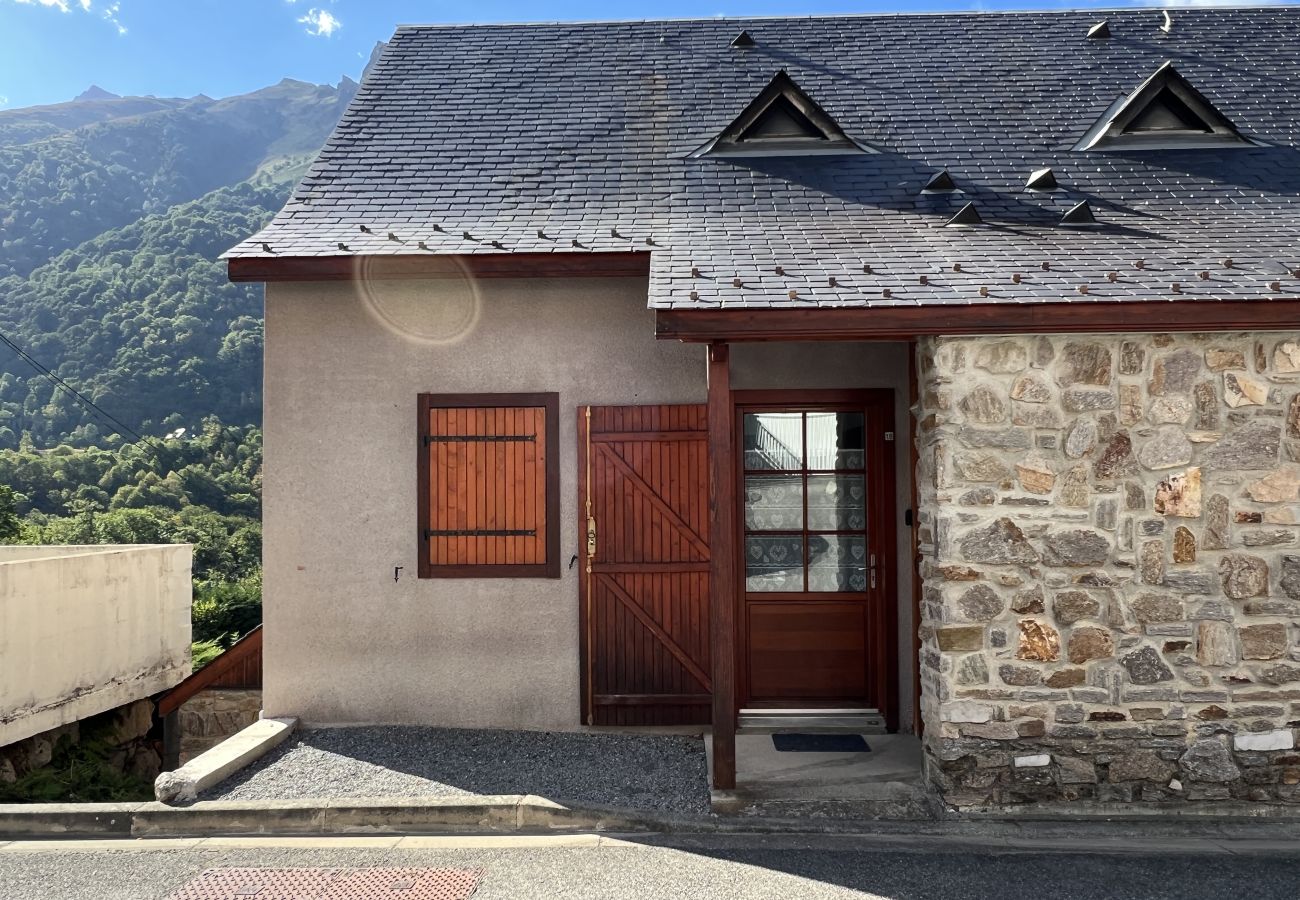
[226,8,1300,309]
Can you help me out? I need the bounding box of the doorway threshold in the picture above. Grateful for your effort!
[738,708,887,734]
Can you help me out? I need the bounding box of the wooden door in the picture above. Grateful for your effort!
[735,390,897,723]
[578,404,711,726]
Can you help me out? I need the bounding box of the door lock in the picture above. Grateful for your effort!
[869,553,878,590]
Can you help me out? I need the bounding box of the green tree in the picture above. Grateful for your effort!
[0,485,21,541]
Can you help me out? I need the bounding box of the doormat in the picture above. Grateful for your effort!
[163,867,483,900]
[772,733,870,753]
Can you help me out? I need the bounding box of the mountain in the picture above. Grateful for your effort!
[0,77,357,279]
[0,76,360,447]
[73,86,122,102]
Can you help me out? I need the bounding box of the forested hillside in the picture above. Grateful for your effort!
[0,173,287,447]
[0,77,358,446]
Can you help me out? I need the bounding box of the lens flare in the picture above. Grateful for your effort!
[352,255,481,345]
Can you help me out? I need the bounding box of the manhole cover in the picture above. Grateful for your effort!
[163,867,483,900]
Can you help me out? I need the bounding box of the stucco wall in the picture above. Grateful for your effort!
[263,276,704,728]
[0,545,192,748]
[731,342,917,733]
[265,279,920,731]
[916,333,1300,807]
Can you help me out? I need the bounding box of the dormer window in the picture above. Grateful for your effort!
[692,70,874,157]
[1075,61,1257,151]
[1123,88,1212,134]
[737,95,826,143]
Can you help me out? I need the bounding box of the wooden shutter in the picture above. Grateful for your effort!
[578,404,711,725]
[418,393,559,578]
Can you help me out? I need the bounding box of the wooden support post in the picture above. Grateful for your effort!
[162,708,181,772]
[707,341,737,790]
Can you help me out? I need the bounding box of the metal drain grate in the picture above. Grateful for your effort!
[163,867,483,900]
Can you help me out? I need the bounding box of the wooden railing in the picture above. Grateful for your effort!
[158,625,262,718]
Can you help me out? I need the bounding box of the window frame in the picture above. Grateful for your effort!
[741,408,871,596]
[416,392,560,579]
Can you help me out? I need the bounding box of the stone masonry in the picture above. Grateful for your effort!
[179,689,262,763]
[916,333,1300,808]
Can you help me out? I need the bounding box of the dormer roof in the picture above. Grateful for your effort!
[691,71,873,157]
[1075,61,1255,151]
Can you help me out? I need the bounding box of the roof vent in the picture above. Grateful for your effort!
[1025,168,1058,191]
[922,169,957,193]
[691,70,874,157]
[1074,61,1255,151]
[1088,20,1111,39]
[731,30,755,48]
[1059,200,1098,226]
[945,203,983,227]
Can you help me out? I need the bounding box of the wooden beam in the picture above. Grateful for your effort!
[707,341,738,791]
[908,341,924,739]
[656,299,1300,342]
[228,252,651,283]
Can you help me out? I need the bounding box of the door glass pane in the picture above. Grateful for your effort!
[806,411,865,470]
[743,412,804,471]
[808,535,868,592]
[744,474,805,530]
[806,474,866,531]
[745,535,805,592]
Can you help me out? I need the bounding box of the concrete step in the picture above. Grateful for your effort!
[737,709,888,734]
[712,780,936,821]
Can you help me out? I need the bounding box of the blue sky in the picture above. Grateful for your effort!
[0,0,1253,110]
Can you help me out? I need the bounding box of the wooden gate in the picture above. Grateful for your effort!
[578,404,711,725]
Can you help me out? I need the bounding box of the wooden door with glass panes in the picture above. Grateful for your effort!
[737,391,896,713]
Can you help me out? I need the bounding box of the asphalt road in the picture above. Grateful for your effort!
[1,833,1298,899]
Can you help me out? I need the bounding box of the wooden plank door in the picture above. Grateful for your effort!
[578,404,711,725]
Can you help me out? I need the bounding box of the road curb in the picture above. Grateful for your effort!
[5,795,1300,841]
[0,796,662,839]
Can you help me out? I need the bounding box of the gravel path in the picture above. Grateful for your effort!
[203,726,710,815]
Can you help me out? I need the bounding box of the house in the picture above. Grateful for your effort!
[226,8,1300,809]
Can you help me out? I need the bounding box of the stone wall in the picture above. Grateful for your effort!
[179,689,262,763]
[0,699,160,789]
[916,332,1300,808]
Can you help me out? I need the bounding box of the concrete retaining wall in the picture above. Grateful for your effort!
[0,545,192,749]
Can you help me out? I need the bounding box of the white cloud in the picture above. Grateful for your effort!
[0,95,9,108]
[101,0,124,33]
[299,7,341,37]
[13,0,73,11]
[9,0,126,34]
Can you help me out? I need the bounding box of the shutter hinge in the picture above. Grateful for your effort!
[424,529,536,538]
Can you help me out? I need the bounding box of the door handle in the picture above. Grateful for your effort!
[869,553,878,590]
[586,516,597,559]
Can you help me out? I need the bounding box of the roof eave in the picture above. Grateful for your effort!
[227,251,652,283]
[654,297,1300,342]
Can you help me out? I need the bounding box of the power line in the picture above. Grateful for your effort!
[0,326,153,445]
